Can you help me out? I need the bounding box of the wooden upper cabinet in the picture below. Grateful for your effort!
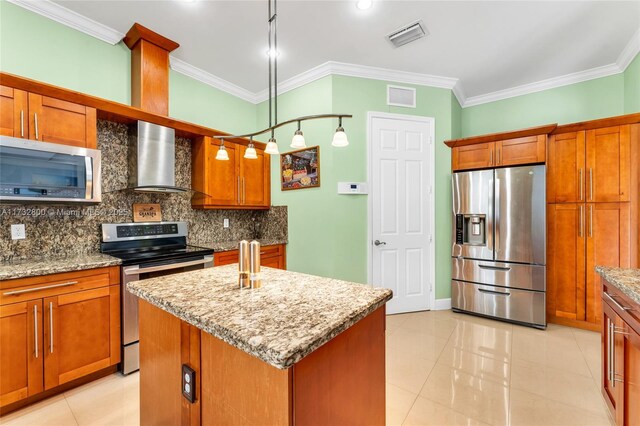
[548,131,586,203]
[496,135,546,167]
[586,125,631,203]
[43,286,120,390]
[0,300,44,407]
[0,85,28,138]
[547,204,586,323]
[451,142,494,171]
[240,146,270,207]
[28,94,97,149]
[192,136,271,209]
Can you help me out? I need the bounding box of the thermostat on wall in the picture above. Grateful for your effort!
[338,182,368,194]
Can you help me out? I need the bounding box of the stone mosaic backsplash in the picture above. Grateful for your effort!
[0,120,287,261]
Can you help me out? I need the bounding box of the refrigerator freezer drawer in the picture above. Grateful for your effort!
[452,258,546,292]
[452,280,546,327]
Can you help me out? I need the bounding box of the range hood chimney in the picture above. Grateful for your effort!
[121,24,189,193]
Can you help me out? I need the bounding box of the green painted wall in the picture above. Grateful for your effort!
[0,0,131,104]
[0,0,256,133]
[624,53,640,114]
[169,71,255,135]
[461,74,625,137]
[260,76,455,299]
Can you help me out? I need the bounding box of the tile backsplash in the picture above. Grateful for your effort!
[0,120,287,261]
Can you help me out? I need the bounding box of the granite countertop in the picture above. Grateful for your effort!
[596,266,640,305]
[206,239,287,252]
[128,264,392,369]
[0,253,122,281]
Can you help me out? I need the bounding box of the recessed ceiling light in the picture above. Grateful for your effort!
[266,48,280,58]
[356,0,372,10]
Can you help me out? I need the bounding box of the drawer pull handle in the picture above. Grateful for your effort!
[3,281,78,296]
[478,265,511,271]
[478,288,511,296]
[604,292,632,311]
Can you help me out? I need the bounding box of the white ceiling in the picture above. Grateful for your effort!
[45,1,640,103]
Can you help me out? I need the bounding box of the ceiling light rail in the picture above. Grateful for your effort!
[214,0,352,160]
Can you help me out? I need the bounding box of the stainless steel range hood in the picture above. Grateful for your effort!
[128,121,189,193]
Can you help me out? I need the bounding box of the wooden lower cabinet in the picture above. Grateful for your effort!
[0,300,43,407]
[0,267,120,410]
[602,279,640,425]
[547,203,631,331]
[214,244,286,269]
[43,286,120,390]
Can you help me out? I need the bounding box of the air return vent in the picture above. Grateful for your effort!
[387,85,416,108]
[387,20,428,48]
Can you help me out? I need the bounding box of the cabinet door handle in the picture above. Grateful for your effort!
[489,150,493,166]
[34,113,39,140]
[20,110,25,138]
[589,205,593,238]
[578,169,583,201]
[49,301,54,354]
[237,176,241,204]
[604,292,632,311]
[588,168,593,201]
[3,281,77,296]
[607,318,614,385]
[579,205,584,238]
[34,305,39,359]
[242,177,246,204]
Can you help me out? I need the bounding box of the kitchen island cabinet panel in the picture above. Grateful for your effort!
[0,85,28,138]
[0,300,43,407]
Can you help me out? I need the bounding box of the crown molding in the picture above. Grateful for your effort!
[462,63,622,107]
[253,61,459,104]
[6,0,124,45]
[7,0,639,109]
[169,57,259,104]
[617,27,640,71]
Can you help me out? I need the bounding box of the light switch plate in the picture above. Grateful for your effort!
[11,224,26,240]
[223,218,230,228]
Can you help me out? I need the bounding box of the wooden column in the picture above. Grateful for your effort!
[123,23,179,115]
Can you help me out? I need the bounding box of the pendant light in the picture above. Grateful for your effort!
[331,117,349,147]
[214,0,351,159]
[290,121,306,149]
[215,140,230,160]
[265,131,280,155]
[244,137,258,159]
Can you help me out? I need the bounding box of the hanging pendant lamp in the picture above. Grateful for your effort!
[215,0,351,159]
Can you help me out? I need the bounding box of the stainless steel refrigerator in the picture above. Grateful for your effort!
[451,165,546,329]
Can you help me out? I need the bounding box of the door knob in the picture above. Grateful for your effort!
[374,240,386,246]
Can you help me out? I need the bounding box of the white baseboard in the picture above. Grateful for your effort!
[434,298,452,311]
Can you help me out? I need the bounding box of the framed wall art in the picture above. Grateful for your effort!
[280,146,320,190]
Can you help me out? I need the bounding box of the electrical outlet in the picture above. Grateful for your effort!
[223,218,230,228]
[182,364,195,403]
[11,224,26,240]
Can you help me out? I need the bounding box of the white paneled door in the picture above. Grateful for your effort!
[369,112,434,314]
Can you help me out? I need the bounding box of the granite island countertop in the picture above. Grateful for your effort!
[127,264,392,369]
[0,253,122,281]
[206,239,287,252]
[596,266,640,305]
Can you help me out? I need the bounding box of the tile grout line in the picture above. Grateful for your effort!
[62,393,81,426]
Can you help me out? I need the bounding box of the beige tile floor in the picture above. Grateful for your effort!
[1,310,613,426]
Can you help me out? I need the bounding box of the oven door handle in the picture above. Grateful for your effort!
[124,256,214,275]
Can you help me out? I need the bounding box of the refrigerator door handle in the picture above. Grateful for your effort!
[495,177,500,253]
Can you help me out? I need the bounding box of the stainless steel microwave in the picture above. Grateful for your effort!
[0,136,101,204]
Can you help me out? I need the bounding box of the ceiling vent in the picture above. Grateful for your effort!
[387,20,428,48]
[387,85,416,108]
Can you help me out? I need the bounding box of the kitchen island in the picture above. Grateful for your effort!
[127,264,392,425]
